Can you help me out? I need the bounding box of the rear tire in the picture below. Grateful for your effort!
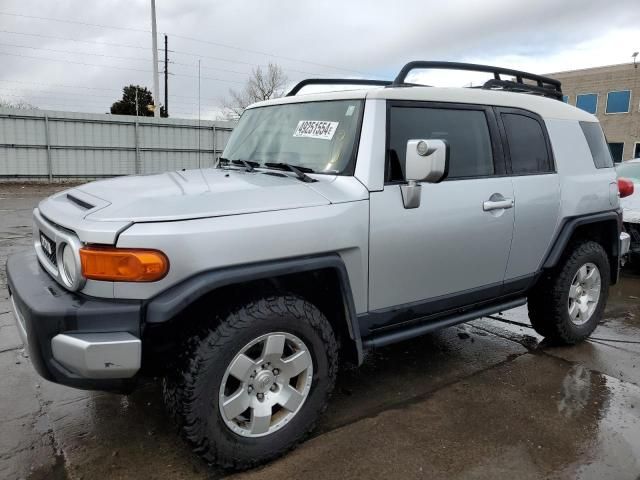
[528,241,610,344]
[162,295,338,470]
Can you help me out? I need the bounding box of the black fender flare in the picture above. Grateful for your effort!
[541,210,621,281]
[144,253,363,363]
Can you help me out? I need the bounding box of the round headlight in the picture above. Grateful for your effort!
[60,243,77,288]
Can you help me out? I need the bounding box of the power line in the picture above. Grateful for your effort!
[0,10,367,75]
[0,92,110,105]
[0,50,150,73]
[0,50,244,84]
[0,11,149,33]
[0,41,149,62]
[0,28,336,78]
[0,92,219,113]
[0,39,256,79]
[0,87,116,99]
[0,86,225,110]
[169,59,250,76]
[0,29,147,50]
[169,33,367,75]
[0,80,218,102]
[167,49,328,77]
[0,78,120,92]
[0,29,336,78]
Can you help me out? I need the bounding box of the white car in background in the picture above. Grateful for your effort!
[617,159,640,267]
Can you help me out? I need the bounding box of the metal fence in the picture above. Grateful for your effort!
[0,107,235,181]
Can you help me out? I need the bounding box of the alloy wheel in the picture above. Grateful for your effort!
[218,332,313,437]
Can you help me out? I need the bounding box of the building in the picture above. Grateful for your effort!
[547,62,640,162]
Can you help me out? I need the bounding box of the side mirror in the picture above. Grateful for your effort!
[401,139,450,209]
[405,139,449,183]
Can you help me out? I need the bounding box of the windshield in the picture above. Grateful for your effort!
[616,162,640,183]
[222,100,364,174]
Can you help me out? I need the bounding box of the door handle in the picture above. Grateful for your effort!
[483,198,514,211]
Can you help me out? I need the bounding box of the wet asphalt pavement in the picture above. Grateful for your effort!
[1,183,639,480]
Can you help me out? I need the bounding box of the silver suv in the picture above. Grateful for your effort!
[7,61,632,469]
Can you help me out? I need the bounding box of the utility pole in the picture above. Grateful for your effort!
[150,0,160,117]
[164,34,169,117]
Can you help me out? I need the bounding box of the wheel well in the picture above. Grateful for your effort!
[141,268,359,375]
[549,218,619,283]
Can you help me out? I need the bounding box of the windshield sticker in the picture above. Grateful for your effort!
[293,120,339,140]
[345,105,355,116]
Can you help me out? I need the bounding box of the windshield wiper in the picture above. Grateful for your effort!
[264,162,316,183]
[218,157,259,172]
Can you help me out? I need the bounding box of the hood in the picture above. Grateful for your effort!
[621,182,640,223]
[68,168,335,222]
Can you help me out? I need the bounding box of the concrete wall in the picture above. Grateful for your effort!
[548,63,640,161]
[0,107,235,180]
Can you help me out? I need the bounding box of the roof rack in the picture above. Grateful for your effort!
[286,78,391,96]
[392,61,563,100]
[285,62,563,101]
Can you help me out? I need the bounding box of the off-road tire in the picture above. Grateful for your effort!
[528,241,610,344]
[162,294,338,470]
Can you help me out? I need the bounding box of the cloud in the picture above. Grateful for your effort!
[0,0,637,117]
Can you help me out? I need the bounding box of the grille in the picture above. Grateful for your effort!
[39,231,57,266]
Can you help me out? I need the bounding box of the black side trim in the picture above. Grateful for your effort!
[360,280,503,334]
[144,254,363,361]
[362,297,527,349]
[542,211,620,269]
[501,272,540,296]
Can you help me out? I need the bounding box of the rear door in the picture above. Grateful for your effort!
[496,108,561,288]
[366,102,515,328]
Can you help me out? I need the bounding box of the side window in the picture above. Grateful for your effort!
[388,106,494,181]
[501,113,552,174]
[580,122,614,168]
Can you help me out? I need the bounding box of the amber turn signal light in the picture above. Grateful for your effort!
[80,247,169,282]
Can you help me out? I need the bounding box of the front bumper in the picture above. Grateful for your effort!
[7,250,143,391]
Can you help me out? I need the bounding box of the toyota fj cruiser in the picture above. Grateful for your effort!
[7,61,633,469]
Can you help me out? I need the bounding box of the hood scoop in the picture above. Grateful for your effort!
[66,193,94,210]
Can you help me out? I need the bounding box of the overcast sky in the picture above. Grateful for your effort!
[0,0,638,119]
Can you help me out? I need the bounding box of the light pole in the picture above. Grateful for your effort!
[633,52,638,69]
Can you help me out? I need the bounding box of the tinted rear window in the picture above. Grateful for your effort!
[580,122,614,169]
[501,113,552,174]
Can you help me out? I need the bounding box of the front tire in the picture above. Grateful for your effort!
[528,241,610,344]
[163,295,338,470]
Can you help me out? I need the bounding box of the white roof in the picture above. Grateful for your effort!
[250,85,596,122]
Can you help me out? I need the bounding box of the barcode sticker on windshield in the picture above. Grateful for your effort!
[293,120,339,140]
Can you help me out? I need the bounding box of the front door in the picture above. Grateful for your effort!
[367,102,515,327]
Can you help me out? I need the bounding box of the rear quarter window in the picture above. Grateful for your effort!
[501,113,552,175]
[580,122,614,169]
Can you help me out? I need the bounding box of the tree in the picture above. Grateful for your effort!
[0,99,37,109]
[110,85,166,117]
[222,63,288,119]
